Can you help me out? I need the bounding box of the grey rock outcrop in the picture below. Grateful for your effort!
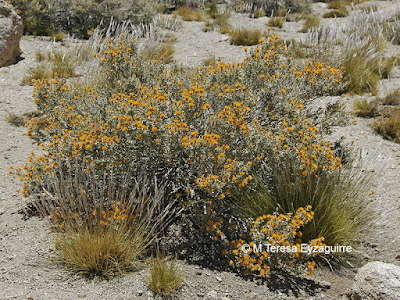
[347,261,400,299]
[0,0,23,67]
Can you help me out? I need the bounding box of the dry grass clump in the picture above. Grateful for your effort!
[373,109,400,143]
[300,15,321,33]
[22,49,76,85]
[146,256,183,295]
[251,8,266,18]
[174,6,206,21]
[323,10,348,18]
[267,17,285,28]
[141,43,175,64]
[4,111,41,127]
[381,90,400,106]
[203,8,231,33]
[236,151,375,252]
[229,28,262,45]
[31,168,170,278]
[327,0,349,15]
[354,99,379,118]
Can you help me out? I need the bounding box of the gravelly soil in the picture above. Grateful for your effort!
[1,2,400,299]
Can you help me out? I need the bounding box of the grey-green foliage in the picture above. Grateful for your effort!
[9,0,160,39]
[234,0,311,15]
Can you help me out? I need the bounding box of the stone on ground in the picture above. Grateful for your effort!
[0,0,23,67]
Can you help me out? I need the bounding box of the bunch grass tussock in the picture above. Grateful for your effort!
[174,6,207,21]
[373,109,400,143]
[146,256,183,295]
[354,99,379,118]
[267,17,285,28]
[300,15,321,33]
[229,28,263,46]
[31,166,172,279]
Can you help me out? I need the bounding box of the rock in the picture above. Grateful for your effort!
[0,0,23,67]
[348,261,400,300]
[207,290,218,299]
[317,280,331,289]
[136,289,143,296]
[0,209,5,215]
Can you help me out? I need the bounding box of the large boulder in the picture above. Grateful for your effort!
[347,261,400,299]
[0,0,23,67]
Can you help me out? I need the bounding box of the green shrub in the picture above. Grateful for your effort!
[52,31,66,42]
[206,0,218,18]
[235,152,374,254]
[146,256,183,295]
[300,15,321,33]
[354,99,379,118]
[229,28,262,45]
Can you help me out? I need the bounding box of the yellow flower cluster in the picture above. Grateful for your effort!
[227,206,324,277]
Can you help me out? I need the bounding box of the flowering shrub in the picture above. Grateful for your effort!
[19,34,345,201]
[13,31,366,277]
